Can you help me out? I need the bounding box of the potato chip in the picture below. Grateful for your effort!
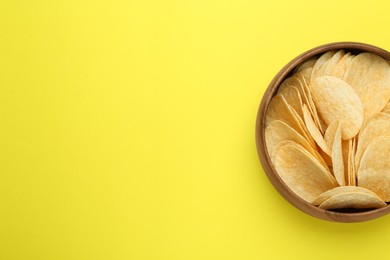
[278,76,301,94]
[298,75,323,133]
[310,76,363,139]
[295,68,312,85]
[332,123,345,186]
[323,50,345,76]
[320,121,339,168]
[274,142,338,203]
[355,113,390,171]
[334,52,354,78]
[280,76,311,109]
[266,95,304,132]
[344,52,390,119]
[265,94,315,147]
[302,104,330,155]
[358,136,390,202]
[278,85,303,120]
[359,112,390,137]
[296,59,316,73]
[281,75,320,132]
[265,120,328,168]
[288,104,316,147]
[318,192,386,210]
[342,140,349,182]
[324,121,339,151]
[349,137,356,186]
[311,51,336,82]
[312,186,379,206]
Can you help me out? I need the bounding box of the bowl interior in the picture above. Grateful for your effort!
[256,42,390,222]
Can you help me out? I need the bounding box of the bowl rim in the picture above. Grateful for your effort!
[255,41,390,223]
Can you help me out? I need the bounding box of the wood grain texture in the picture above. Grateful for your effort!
[255,42,390,222]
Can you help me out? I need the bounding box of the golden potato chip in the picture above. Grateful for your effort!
[269,140,295,164]
[319,192,386,210]
[344,139,356,186]
[355,113,390,171]
[266,93,315,138]
[265,95,304,132]
[312,186,379,206]
[298,75,323,133]
[265,120,328,168]
[359,112,390,137]
[295,68,312,85]
[319,122,338,168]
[302,104,330,156]
[342,140,349,182]
[344,52,390,119]
[278,85,303,120]
[278,76,301,94]
[324,121,339,151]
[311,51,336,82]
[349,137,356,186]
[280,76,310,108]
[323,50,345,76]
[334,53,354,78]
[332,122,345,186]
[310,76,363,139]
[281,75,320,133]
[274,142,338,203]
[296,59,316,73]
[288,103,316,147]
[358,136,390,202]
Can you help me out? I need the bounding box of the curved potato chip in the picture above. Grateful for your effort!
[334,52,354,78]
[288,104,316,147]
[310,76,363,139]
[266,95,302,130]
[312,186,379,206]
[274,142,338,203]
[349,137,357,186]
[278,76,301,94]
[279,76,311,112]
[295,59,316,73]
[344,52,390,119]
[295,68,312,85]
[298,75,323,133]
[355,114,390,171]
[265,120,328,168]
[279,75,320,132]
[278,85,303,120]
[358,137,390,202]
[311,51,336,82]
[319,192,386,209]
[324,121,339,149]
[342,140,349,183]
[323,50,345,76]
[302,104,330,155]
[359,112,390,137]
[332,123,345,186]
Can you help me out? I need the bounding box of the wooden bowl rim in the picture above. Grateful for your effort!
[255,42,390,223]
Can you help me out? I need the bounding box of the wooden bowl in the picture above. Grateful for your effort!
[255,42,390,222]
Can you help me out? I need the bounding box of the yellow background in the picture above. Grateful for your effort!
[1,0,390,259]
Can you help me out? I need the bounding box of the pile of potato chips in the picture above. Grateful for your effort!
[265,50,390,210]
